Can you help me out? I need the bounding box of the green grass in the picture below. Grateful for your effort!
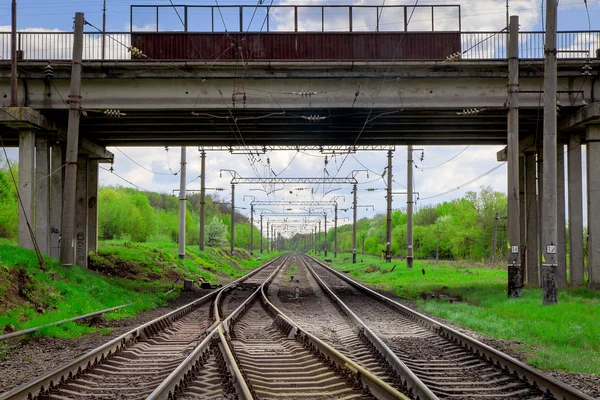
[319,253,600,375]
[0,241,280,340]
[0,243,173,338]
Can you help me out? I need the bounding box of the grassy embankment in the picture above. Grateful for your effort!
[0,239,279,339]
[316,252,600,375]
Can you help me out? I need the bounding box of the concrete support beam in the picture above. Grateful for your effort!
[35,136,50,254]
[557,144,567,287]
[587,125,600,287]
[88,159,99,253]
[568,134,585,286]
[75,154,89,267]
[50,145,63,259]
[18,129,35,250]
[537,149,543,287]
[525,152,539,285]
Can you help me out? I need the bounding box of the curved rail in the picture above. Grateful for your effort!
[258,261,409,400]
[307,255,595,400]
[0,256,283,400]
[298,255,438,400]
[147,254,290,400]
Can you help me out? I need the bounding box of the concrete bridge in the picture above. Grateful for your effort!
[0,11,599,290]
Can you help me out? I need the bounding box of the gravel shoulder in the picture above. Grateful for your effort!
[331,267,600,399]
[0,289,212,394]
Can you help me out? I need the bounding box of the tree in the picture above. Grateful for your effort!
[206,217,228,247]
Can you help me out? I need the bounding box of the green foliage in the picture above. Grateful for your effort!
[206,217,228,247]
[322,253,600,375]
[291,186,509,263]
[0,161,18,239]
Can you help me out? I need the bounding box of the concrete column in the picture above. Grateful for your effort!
[35,136,50,254]
[18,129,35,250]
[506,15,521,298]
[519,154,526,285]
[525,152,539,285]
[587,125,600,287]
[556,145,567,287]
[75,154,88,267]
[536,149,544,286]
[567,134,584,285]
[87,159,99,253]
[50,145,63,259]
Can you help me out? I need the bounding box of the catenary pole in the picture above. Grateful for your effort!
[407,145,414,268]
[199,151,206,250]
[386,150,393,262]
[231,184,235,256]
[542,0,558,304]
[352,183,358,264]
[10,0,17,106]
[334,203,338,258]
[60,13,84,265]
[178,147,187,259]
[507,15,522,298]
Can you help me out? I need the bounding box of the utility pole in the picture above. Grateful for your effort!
[491,212,499,263]
[334,203,338,258]
[324,215,328,257]
[230,183,235,256]
[101,0,107,60]
[362,235,365,255]
[407,145,414,268]
[10,0,17,106]
[318,220,321,255]
[199,151,206,251]
[507,14,522,298]
[314,226,317,254]
[178,147,187,259]
[266,221,269,252]
[249,203,254,254]
[436,223,440,264]
[542,0,558,305]
[386,150,393,262]
[352,183,358,264]
[60,13,84,265]
[260,214,263,253]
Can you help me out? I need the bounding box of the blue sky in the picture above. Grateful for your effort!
[0,0,595,228]
[1,0,599,32]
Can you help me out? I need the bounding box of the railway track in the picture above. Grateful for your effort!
[152,254,407,400]
[301,254,595,400]
[0,256,286,400]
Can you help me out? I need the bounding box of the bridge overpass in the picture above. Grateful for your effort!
[0,9,599,291]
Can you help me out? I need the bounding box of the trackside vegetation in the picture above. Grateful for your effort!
[318,253,600,375]
[0,241,279,338]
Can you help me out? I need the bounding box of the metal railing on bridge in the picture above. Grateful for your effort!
[0,30,598,61]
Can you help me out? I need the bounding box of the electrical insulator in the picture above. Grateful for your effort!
[44,64,54,80]
[127,46,144,57]
[104,109,125,118]
[582,62,593,76]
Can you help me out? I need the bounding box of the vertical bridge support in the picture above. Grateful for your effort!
[35,136,50,254]
[568,134,584,285]
[18,129,35,250]
[587,125,600,287]
[506,15,521,298]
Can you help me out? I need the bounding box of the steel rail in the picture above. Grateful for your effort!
[256,261,410,400]
[307,255,596,400]
[148,254,290,400]
[0,303,134,342]
[0,256,284,400]
[298,255,438,400]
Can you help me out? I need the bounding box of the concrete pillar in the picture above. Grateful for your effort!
[525,152,539,285]
[18,129,35,250]
[567,134,584,286]
[536,149,543,286]
[519,154,526,285]
[87,159,99,253]
[35,136,50,254]
[50,145,63,259]
[75,154,88,267]
[587,125,600,287]
[557,144,567,287]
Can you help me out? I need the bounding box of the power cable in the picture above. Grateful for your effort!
[99,165,150,192]
[416,146,471,170]
[115,146,179,176]
[420,163,506,201]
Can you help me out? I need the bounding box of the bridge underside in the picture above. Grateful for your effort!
[0,108,564,148]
